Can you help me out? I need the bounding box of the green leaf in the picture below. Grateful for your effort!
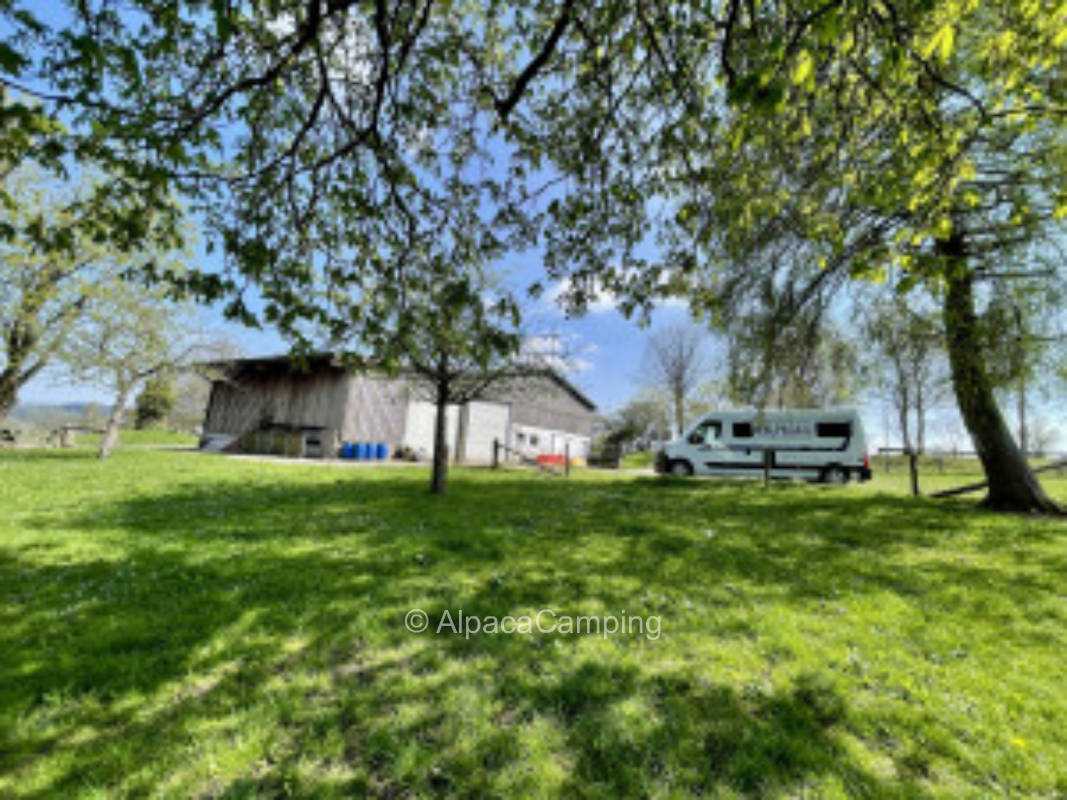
[792,50,814,85]
[0,41,28,74]
[921,24,955,62]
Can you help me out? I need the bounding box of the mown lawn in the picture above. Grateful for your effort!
[74,428,201,448]
[1,449,1066,798]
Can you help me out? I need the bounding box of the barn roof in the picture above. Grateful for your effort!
[202,351,340,378]
[203,352,597,411]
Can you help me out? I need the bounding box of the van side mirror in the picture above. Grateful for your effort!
[687,432,703,445]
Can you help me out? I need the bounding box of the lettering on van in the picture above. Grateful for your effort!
[753,423,814,437]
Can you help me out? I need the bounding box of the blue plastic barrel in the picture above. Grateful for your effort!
[357,442,369,460]
[375,442,388,460]
[341,442,354,459]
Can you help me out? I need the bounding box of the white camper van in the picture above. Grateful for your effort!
[656,408,872,483]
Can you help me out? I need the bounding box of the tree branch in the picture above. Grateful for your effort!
[494,0,576,121]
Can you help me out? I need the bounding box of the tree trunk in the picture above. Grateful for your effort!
[0,369,18,421]
[1017,380,1027,457]
[896,393,912,454]
[915,381,926,455]
[431,368,449,495]
[673,390,684,439]
[890,352,912,453]
[0,355,44,420]
[98,388,131,459]
[940,242,1060,513]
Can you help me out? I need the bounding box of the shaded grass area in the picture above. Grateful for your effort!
[2,450,1066,798]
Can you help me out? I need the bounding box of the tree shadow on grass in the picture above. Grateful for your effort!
[3,466,1064,796]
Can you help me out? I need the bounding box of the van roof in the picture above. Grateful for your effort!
[700,408,861,420]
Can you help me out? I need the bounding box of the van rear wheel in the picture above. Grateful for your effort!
[669,460,693,477]
[822,466,848,484]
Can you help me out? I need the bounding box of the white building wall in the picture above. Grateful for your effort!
[403,401,461,461]
[401,398,590,464]
[509,423,590,460]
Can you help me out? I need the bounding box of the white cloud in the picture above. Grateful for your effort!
[520,334,595,374]
[543,275,687,316]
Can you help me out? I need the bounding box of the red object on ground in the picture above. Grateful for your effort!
[536,454,567,466]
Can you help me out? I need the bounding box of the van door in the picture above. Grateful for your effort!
[684,419,724,475]
[725,420,764,474]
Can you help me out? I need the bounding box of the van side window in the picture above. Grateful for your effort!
[733,422,753,438]
[816,422,852,438]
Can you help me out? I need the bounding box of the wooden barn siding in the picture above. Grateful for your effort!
[203,369,349,436]
[490,375,593,437]
[339,375,409,445]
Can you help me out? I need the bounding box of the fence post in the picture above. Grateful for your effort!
[909,450,919,496]
[565,443,570,477]
[492,438,500,469]
[763,449,773,487]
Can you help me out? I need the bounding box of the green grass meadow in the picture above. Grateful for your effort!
[2,449,1066,798]
[72,428,201,448]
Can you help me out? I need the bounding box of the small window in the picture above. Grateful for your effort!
[516,432,526,443]
[530,434,540,446]
[733,422,753,438]
[816,422,852,438]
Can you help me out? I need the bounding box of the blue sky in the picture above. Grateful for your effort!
[19,246,700,416]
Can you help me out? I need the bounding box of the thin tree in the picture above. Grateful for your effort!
[980,275,1066,457]
[863,294,948,455]
[643,324,707,436]
[57,285,211,459]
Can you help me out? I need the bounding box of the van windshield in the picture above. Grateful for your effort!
[688,420,722,444]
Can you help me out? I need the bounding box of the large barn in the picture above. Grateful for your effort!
[200,353,596,463]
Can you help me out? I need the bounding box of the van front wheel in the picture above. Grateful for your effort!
[669,460,694,477]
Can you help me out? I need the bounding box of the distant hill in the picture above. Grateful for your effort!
[4,403,113,430]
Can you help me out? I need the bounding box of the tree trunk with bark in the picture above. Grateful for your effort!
[673,389,684,439]
[98,387,131,459]
[0,357,45,421]
[940,236,1061,513]
[896,388,912,455]
[0,370,18,421]
[431,361,450,495]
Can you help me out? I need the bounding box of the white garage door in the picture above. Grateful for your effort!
[462,401,510,463]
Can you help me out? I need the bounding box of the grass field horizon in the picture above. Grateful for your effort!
[2,448,1066,797]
